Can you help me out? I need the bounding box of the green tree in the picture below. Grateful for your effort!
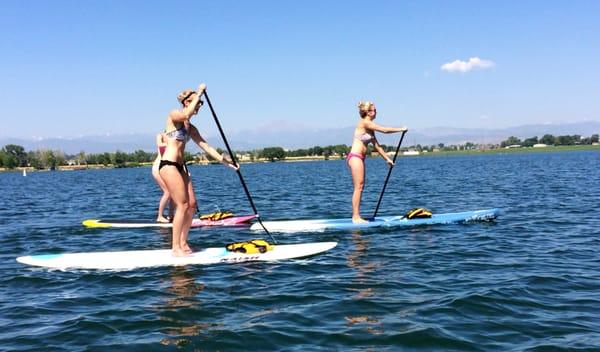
[1,150,17,168]
[37,150,57,169]
[112,151,127,167]
[322,146,333,160]
[501,136,521,147]
[311,146,323,156]
[540,134,555,145]
[86,154,99,165]
[26,151,41,169]
[591,134,599,143]
[522,136,539,147]
[260,147,285,161]
[101,152,111,166]
[184,152,195,162]
[54,150,66,167]
[333,144,349,158]
[132,149,151,163]
[555,135,573,145]
[2,144,27,167]
[75,151,87,165]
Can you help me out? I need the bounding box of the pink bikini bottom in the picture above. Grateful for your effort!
[346,152,365,162]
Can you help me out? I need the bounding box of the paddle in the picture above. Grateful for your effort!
[201,90,277,244]
[372,130,407,218]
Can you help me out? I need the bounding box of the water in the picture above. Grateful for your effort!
[1,151,599,351]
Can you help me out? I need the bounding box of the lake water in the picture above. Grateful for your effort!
[1,151,599,351]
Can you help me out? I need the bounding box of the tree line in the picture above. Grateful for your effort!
[1,133,598,169]
[500,134,598,148]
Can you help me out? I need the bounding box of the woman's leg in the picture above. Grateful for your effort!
[180,172,197,253]
[152,158,171,222]
[348,157,367,223]
[159,165,189,256]
[158,192,171,222]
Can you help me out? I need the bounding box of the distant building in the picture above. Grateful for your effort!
[239,153,253,162]
[403,150,420,156]
[533,143,547,148]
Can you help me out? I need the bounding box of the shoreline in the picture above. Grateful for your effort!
[2,145,598,173]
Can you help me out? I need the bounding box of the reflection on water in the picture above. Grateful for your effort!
[345,230,384,334]
[346,230,380,299]
[345,315,384,335]
[164,267,204,308]
[158,267,216,346]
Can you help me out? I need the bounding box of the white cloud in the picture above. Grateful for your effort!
[441,57,495,73]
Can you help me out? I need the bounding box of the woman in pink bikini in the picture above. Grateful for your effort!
[151,132,172,223]
[160,83,238,257]
[347,101,408,223]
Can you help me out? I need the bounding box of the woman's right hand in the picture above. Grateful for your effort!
[197,84,206,94]
[221,153,240,171]
[398,126,408,132]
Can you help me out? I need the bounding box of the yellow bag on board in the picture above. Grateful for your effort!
[226,239,273,254]
[199,211,234,221]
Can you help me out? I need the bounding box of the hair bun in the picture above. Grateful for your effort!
[177,89,196,104]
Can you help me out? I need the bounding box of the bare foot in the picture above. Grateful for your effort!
[182,243,193,254]
[172,248,189,257]
[157,216,170,223]
[352,217,369,224]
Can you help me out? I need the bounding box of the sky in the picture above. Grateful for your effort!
[1,0,599,139]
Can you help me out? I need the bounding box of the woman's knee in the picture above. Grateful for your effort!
[188,199,197,211]
[354,180,365,191]
[173,198,189,210]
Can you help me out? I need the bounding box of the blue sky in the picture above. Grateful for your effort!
[1,0,599,139]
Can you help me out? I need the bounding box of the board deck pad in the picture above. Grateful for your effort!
[250,208,500,232]
[17,242,338,270]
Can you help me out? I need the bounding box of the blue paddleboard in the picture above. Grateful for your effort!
[250,208,500,233]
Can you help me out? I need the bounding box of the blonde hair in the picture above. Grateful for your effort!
[177,89,197,106]
[357,101,374,118]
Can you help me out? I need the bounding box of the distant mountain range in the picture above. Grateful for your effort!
[1,121,598,154]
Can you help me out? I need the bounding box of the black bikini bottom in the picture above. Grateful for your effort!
[159,160,188,175]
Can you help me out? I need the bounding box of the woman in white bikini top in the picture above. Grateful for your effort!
[159,84,238,257]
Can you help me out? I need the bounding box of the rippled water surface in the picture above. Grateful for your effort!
[1,151,599,351]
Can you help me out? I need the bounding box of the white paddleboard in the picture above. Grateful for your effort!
[16,242,337,270]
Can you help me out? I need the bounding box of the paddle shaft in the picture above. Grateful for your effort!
[372,130,407,218]
[202,91,277,243]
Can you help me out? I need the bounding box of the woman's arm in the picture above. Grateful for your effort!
[373,138,394,165]
[189,125,238,169]
[363,120,408,134]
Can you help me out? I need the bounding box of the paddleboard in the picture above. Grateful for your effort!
[16,241,337,270]
[250,208,500,232]
[82,215,257,228]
